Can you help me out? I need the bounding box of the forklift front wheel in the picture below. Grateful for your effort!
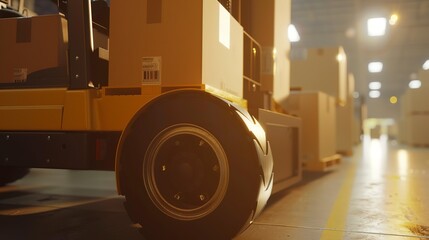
[117,90,273,239]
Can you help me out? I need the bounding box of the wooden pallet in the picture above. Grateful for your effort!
[337,149,353,157]
[303,154,341,172]
[411,143,429,148]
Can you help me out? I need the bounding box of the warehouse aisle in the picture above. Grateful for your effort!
[0,135,428,239]
[238,135,429,239]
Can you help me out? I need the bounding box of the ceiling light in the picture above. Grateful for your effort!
[369,81,381,90]
[288,24,300,42]
[423,60,429,70]
[353,92,360,99]
[369,90,381,98]
[390,96,398,104]
[389,14,398,25]
[368,62,383,73]
[367,17,387,36]
[409,80,421,89]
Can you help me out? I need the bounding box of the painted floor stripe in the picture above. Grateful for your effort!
[320,161,357,240]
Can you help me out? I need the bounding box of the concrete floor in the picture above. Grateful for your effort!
[0,135,428,239]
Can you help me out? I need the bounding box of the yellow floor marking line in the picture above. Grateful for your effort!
[320,162,357,240]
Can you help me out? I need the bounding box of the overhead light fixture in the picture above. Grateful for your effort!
[353,92,360,99]
[369,90,381,98]
[390,96,398,104]
[389,14,398,25]
[423,59,429,70]
[368,62,383,73]
[409,80,421,89]
[288,24,300,42]
[367,17,387,36]
[369,81,381,90]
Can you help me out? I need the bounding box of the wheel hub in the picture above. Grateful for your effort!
[143,124,229,220]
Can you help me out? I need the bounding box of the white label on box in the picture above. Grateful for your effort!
[13,68,28,83]
[142,57,161,85]
[218,4,230,49]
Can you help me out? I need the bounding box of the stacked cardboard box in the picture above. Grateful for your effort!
[290,47,347,105]
[336,73,355,155]
[282,91,339,171]
[399,69,429,146]
[290,46,355,155]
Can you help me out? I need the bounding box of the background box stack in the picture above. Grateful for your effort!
[282,91,339,171]
[399,69,429,146]
[290,47,347,105]
[290,46,352,156]
[336,73,355,155]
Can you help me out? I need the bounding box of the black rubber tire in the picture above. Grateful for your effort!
[117,90,273,240]
[0,167,29,186]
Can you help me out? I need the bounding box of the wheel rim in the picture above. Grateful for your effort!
[143,124,229,221]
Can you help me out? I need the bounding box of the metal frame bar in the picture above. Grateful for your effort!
[66,0,94,89]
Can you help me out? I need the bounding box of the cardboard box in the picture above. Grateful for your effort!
[109,0,243,97]
[0,14,66,84]
[281,91,336,162]
[398,119,407,144]
[401,87,429,114]
[336,97,354,155]
[353,116,361,145]
[290,47,347,106]
[348,73,355,97]
[406,115,429,145]
[110,0,291,101]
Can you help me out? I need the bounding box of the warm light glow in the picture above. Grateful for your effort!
[336,53,345,62]
[369,81,381,90]
[423,59,429,70]
[397,149,409,177]
[219,4,230,49]
[288,24,300,42]
[409,80,421,89]
[368,62,383,73]
[389,14,399,25]
[369,90,381,98]
[390,96,398,104]
[367,139,385,179]
[367,17,387,36]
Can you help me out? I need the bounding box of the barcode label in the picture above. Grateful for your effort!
[13,68,28,83]
[142,57,161,85]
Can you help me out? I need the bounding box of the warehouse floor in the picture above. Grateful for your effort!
[0,135,428,240]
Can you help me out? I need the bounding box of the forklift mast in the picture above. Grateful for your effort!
[63,0,94,89]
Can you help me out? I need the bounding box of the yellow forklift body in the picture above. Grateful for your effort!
[0,86,159,131]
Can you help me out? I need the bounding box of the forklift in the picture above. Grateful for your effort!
[0,0,300,239]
